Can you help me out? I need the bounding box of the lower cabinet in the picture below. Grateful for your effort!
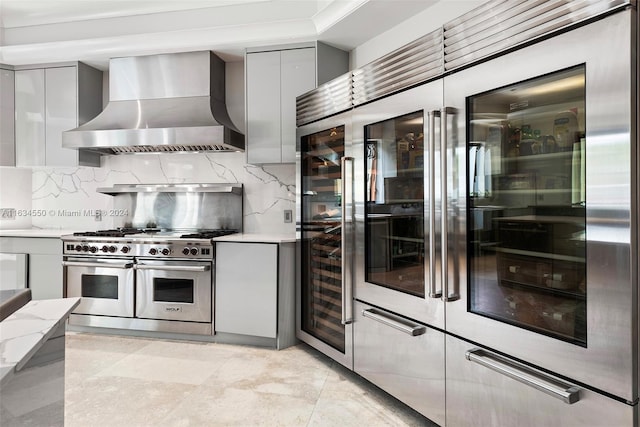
[0,237,63,300]
[214,241,296,349]
[353,301,445,426]
[445,334,634,427]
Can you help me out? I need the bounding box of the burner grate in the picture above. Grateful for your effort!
[180,230,239,239]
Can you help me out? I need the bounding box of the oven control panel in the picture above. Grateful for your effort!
[62,240,214,260]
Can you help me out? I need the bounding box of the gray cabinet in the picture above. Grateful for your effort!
[214,241,296,348]
[14,63,102,167]
[0,65,15,166]
[245,43,348,164]
[0,237,63,300]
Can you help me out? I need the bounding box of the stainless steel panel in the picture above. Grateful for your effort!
[353,82,445,329]
[296,73,352,126]
[352,28,443,106]
[354,301,445,425]
[109,51,213,101]
[296,110,354,369]
[443,0,631,71]
[68,313,213,335]
[444,11,636,401]
[446,335,635,426]
[65,257,135,317]
[108,187,243,231]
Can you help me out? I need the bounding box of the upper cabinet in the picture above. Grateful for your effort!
[15,62,103,167]
[245,42,348,164]
[0,65,15,166]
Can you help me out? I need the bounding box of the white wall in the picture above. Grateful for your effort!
[350,0,484,69]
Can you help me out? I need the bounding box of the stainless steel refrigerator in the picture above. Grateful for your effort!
[297,1,638,425]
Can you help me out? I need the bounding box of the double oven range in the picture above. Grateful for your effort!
[62,182,243,335]
[63,228,236,335]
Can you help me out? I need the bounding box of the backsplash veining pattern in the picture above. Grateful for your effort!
[30,152,295,234]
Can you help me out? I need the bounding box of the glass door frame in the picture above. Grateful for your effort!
[353,81,445,329]
[295,110,354,370]
[443,10,636,402]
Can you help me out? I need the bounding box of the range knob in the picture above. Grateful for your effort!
[121,246,130,254]
[182,247,191,255]
[82,245,89,252]
[190,247,198,256]
[101,245,109,253]
[75,245,82,252]
[161,248,171,256]
[149,248,157,255]
[89,246,98,253]
[108,246,117,253]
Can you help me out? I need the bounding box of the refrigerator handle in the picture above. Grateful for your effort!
[341,156,355,325]
[441,107,459,302]
[428,110,442,298]
[466,348,581,404]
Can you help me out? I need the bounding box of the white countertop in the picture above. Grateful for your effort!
[212,233,297,243]
[0,298,80,386]
[0,229,82,238]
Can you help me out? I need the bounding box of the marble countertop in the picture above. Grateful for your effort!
[212,233,297,243]
[0,229,82,238]
[0,298,80,387]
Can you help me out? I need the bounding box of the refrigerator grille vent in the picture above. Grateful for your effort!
[296,72,352,126]
[352,28,443,107]
[443,0,630,71]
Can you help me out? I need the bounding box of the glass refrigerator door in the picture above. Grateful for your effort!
[300,125,345,352]
[364,111,425,298]
[467,65,586,345]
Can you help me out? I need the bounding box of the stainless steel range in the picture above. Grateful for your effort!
[62,183,243,335]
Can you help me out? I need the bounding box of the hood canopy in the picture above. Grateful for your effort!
[63,51,244,154]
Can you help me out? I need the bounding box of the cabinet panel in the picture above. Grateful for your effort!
[246,51,282,164]
[29,254,63,299]
[280,48,315,163]
[215,242,278,338]
[0,68,15,166]
[45,67,78,167]
[15,69,46,166]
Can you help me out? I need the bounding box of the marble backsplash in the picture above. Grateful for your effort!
[29,152,296,234]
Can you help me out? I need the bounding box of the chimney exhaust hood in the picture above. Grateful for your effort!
[63,51,244,154]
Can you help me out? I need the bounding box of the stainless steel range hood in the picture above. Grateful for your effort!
[63,51,244,154]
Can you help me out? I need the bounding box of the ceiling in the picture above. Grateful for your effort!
[0,0,440,69]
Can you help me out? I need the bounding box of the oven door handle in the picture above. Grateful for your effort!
[134,264,210,272]
[62,260,133,269]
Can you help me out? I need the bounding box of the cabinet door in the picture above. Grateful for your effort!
[246,51,282,164]
[0,68,15,166]
[280,48,315,163]
[215,242,278,338]
[45,67,78,166]
[15,69,46,166]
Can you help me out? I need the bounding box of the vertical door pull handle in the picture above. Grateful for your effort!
[428,110,441,298]
[341,156,355,325]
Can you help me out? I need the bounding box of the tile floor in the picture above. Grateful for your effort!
[64,332,436,427]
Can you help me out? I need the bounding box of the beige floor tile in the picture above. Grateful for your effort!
[65,375,196,427]
[64,333,435,427]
